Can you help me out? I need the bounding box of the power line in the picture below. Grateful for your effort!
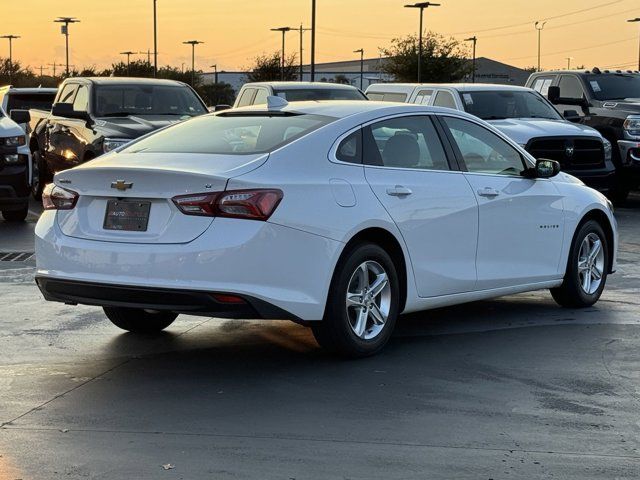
[504,35,636,61]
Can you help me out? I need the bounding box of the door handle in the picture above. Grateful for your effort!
[477,187,500,198]
[386,185,413,197]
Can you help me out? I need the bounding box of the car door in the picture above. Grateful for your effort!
[46,83,79,172]
[363,114,479,297]
[439,115,565,290]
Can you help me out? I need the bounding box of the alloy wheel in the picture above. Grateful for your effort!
[577,232,605,295]
[346,260,391,340]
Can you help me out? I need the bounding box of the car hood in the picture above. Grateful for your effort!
[93,114,195,139]
[0,115,24,137]
[602,99,640,114]
[487,118,601,145]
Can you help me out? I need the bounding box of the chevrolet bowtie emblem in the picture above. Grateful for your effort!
[111,180,133,191]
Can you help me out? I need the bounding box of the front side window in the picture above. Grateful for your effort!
[433,91,457,109]
[363,115,449,170]
[236,88,256,107]
[558,75,585,100]
[57,84,78,105]
[443,116,525,176]
[461,90,561,120]
[123,113,335,155]
[94,85,206,117]
[73,86,89,112]
[253,89,269,105]
[414,90,433,105]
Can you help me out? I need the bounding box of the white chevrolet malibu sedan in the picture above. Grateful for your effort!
[35,99,617,357]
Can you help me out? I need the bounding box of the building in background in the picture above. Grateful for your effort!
[200,56,530,98]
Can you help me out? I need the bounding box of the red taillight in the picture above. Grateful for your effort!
[172,189,283,221]
[42,183,79,210]
[211,293,246,304]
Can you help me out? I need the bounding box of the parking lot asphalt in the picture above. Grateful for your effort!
[1,196,639,479]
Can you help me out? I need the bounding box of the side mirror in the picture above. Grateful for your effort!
[548,86,560,104]
[10,109,30,124]
[535,159,561,178]
[51,103,90,121]
[214,104,231,112]
[563,110,581,122]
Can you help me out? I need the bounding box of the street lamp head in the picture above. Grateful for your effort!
[54,17,80,24]
[183,40,204,45]
[627,18,640,23]
[534,21,547,30]
[404,2,440,9]
[271,27,292,32]
[464,36,476,42]
[353,48,364,54]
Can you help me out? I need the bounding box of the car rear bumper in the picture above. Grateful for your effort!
[35,277,301,321]
[35,211,343,321]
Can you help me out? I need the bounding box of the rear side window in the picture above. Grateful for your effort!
[366,92,408,102]
[336,130,362,164]
[433,91,457,109]
[236,88,257,107]
[124,113,336,155]
[531,76,554,96]
[363,115,449,170]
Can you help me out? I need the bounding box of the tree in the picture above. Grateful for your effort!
[0,58,38,87]
[197,82,235,107]
[380,32,471,83]
[334,74,351,85]
[111,59,153,78]
[245,52,297,82]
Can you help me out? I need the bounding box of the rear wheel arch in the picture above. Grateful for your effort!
[334,227,408,313]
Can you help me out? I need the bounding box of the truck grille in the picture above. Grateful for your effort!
[526,137,604,170]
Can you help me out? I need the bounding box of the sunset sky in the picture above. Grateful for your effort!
[2,0,639,74]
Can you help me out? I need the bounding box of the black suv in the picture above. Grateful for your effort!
[526,69,640,203]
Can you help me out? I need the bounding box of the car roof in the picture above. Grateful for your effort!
[229,99,475,120]
[0,86,57,94]
[243,81,360,91]
[367,83,533,93]
[72,77,188,86]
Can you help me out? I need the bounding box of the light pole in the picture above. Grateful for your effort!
[535,21,547,72]
[54,17,80,76]
[120,51,137,75]
[183,40,204,86]
[310,0,316,81]
[566,56,574,69]
[404,2,440,83]
[464,36,477,83]
[153,0,158,77]
[271,27,292,81]
[353,49,364,89]
[629,18,640,71]
[0,35,19,83]
[298,24,311,81]
[210,64,218,84]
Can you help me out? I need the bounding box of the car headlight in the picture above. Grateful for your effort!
[623,115,640,138]
[1,135,26,147]
[103,138,130,153]
[602,138,612,162]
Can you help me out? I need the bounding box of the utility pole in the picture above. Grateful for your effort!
[153,0,158,76]
[535,21,547,72]
[48,62,66,78]
[271,27,292,81]
[120,51,137,75]
[183,40,204,86]
[298,24,311,81]
[404,2,440,83]
[310,0,316,81]
[353,48,364,89]
[38,65,46,79]
[210,64,218,84]
[629,18,640,71]
[566,56,574,69]
[464,36,477,83]
[0,35,19,83]
[54,17,80,76]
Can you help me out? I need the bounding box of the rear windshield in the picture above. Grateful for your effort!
[366,92,408,102]
[7,93,56,112]
[123,113,336,155]
[460,90,561,120]
[586,74,640,101]
[94,84,207,117]
[274,88,366,101]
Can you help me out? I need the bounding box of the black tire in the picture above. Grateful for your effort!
[103,307,178,333]
[2,206,28,222]
[312,243,400,358]
[31,149,50,201]
[551,220,609,308]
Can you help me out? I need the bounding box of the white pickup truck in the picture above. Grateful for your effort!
[0,106,32,221]
[365,83,616,194]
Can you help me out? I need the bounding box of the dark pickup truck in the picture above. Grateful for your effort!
[527,69,640,203]
[29,77,208,198]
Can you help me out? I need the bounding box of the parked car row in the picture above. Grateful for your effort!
[34,89,617,356]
